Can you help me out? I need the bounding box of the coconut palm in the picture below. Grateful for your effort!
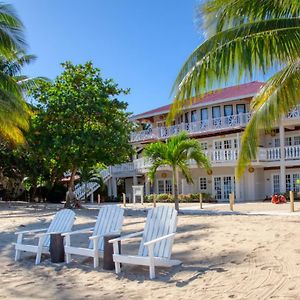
[0,50,47,145]
[0,3,35,145]
[170,0,300,178]
[143,132,211,211]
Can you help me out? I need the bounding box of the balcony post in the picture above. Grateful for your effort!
[112,177,118,198]
[279,121,286,194]
[145,175,150,195]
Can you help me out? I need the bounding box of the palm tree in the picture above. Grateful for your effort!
[0,3,35,145]
[143,132,211,211]
[170,0,300,178]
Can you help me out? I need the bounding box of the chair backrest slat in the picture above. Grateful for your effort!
[138,206,177,258]
[44,209,76,247]
[88,205,124,251]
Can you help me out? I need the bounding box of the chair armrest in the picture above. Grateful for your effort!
[89,231,120,240]
[15,228,47,235]
[109,231,144,243]
[144,233,176,247]
[61,227,94,236]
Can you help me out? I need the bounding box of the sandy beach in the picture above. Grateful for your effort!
[1,201,300,300]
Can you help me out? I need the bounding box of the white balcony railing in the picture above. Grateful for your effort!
[265,145,300,161]
[131,105,300,143]
[131,112,251,142]
[109,145,300,176]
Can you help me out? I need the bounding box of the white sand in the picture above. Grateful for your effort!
[1,201,300,299]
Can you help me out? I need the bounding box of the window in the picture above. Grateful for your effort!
[224,105,233,117]
[184,112,189,123]
[274,138,280,147]
[212,106,221,119]
[165,180,173,194]
[201,108,208,121]
[236,104,246,114]
[214,141,222,149]
[294,136,300,145]
[286,174,291,192]
[273,174,280,194]
[285,137,292,146]
[200,142,208,150]
[158,180,165,194]
[157,179,173,194]
[224,140,232,149]
[191,110,197,122]
[199,178,207,191]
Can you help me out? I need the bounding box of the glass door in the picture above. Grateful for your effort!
[201,108,208,128]
[213,176,235,201]
[214,177,222,201]
[224,105,233,125]
[212,106,221,127]
[236,104,246,124]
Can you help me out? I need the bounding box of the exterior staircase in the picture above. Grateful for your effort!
[74,168,112,201]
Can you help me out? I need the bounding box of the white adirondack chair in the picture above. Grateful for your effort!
[109,206,181,279]
[63,205,124,268]
[14,209,75,265]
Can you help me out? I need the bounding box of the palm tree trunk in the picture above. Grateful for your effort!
[172,166,179,211]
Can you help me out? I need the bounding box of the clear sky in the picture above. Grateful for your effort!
[9,0,203,115]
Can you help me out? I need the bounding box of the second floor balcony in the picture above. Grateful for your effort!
[130,105,300,143]
[131,112,251,142]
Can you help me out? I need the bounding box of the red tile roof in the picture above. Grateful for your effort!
[132,81,264,121]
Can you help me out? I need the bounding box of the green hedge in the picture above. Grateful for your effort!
[144,193,217,203]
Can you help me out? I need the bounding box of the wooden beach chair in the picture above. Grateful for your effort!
[63,205,124,268]
[109,206,181,279]
[14,209,75,265]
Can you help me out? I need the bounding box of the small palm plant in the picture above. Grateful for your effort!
[143,132,211,211]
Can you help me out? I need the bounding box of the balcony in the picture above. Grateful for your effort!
[110,145,300,176]
[131,113,251,143]
[260,145,300,161]
[131,105,300,143]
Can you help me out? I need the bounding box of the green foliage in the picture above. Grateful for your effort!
[171,0,300,177]
[144,193,216,203]
[29,61,133,186]
[144,132,211,184]
[143,132,211,210]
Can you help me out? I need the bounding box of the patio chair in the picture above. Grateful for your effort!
[63,205,124,268]
[109,206,181,279]
[14,209,75,264]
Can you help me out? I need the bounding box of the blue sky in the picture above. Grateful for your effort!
[10,0,203,115]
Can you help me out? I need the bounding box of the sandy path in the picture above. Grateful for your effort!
[1,202,300,299]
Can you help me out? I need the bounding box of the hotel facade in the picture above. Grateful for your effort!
[76,81,300,202]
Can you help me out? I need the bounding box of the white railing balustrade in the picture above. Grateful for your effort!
[263,145,300,161]
[131,105,300,143]
[285,145,300,159]
[130,112,251,142]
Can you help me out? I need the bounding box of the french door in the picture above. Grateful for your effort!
[213,176,235,201]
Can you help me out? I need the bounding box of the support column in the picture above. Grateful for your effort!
[145,175,150,195]
[112,177,117,198]
[279,122,286,193]
[133,176,138,186]
[90,193,94,203]
[107,179,112,197]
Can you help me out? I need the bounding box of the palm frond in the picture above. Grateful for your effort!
[199,0,300,36]
[237,59,300,177]
[170,18,300,122]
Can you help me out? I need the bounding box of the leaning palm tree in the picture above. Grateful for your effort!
[170,0,300,178]
[143,132,211,211]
